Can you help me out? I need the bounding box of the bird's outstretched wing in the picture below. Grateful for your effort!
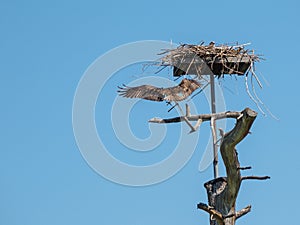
[118,79,201,102]
[118,84,166,101]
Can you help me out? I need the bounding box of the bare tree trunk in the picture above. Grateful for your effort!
[149,107,269,225]
[198,108,269,225]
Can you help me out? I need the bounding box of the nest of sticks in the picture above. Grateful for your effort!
[154,42,275,118]
[158,42,262,78]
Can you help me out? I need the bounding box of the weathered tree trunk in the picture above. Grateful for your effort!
[198,108,265,225]
[149,107,269,225]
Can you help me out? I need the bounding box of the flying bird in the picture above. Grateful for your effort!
[118,78,201,102]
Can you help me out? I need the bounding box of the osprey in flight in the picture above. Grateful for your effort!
[118,78,201,102]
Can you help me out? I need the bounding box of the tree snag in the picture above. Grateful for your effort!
[197,108,270,225]
[150,107,270,225]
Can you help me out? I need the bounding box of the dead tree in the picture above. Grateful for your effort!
[197,108,269,225]
[150,107,270,225]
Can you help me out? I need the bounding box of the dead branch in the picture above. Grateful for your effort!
[185,103,191,116]
[237,166,252,170]
[149,111,241,124]
[210,116,217,146]
[191,119,203,133]
[224,205,251,220]
[175,103,197,132]
[235,205,252,219]
[197,203,224,225]
[211,116,219,176]
[241,176,271,181]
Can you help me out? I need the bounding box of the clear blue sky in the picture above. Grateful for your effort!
[1,0,299,225]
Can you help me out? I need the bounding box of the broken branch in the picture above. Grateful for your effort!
[238,166,252,170]
[149,111,241,124]
[224,205,251,219]
[197,203,224,225]
[236,205,252,219]
[241,176,270,181]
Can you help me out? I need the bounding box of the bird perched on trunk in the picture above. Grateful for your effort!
[117,78,201,103]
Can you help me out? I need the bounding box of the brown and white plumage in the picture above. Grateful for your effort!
[118,78,201,102]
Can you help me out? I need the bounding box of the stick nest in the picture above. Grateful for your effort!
[158,42,263,78]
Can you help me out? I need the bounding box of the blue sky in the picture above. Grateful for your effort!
[1,0,300,225]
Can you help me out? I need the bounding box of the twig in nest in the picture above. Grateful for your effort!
[250,65,263,88]
[250,70,279,120]
[244,73,266,116]
[250,69,264,105]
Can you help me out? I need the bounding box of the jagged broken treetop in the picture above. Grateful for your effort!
[158,42,262,78]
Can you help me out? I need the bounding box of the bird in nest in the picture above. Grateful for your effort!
[117,78,201,103]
